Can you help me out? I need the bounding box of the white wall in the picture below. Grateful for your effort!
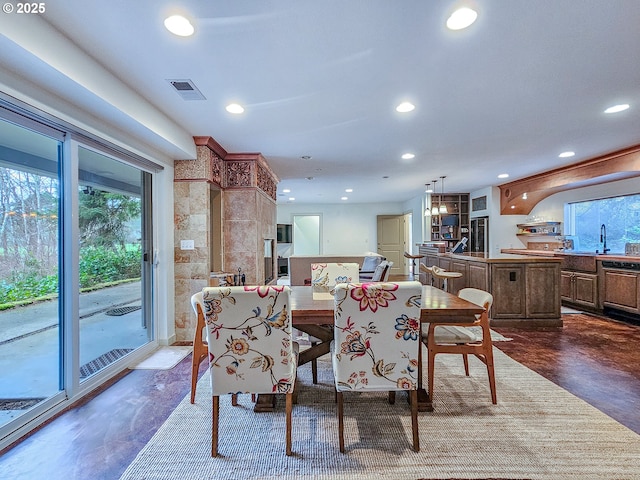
[278,202,406,255]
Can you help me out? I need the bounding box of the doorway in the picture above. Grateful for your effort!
[376,215,406,275]
[292,214,321,255]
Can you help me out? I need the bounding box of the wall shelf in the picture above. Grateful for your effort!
[516,221,562,236]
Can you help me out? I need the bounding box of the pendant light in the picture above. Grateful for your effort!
[439,176,448,214]
[431,179,439,216]
[424,183,432,216]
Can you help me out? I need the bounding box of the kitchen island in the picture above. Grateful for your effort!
[419,246,562,327]
[502,248,640,320]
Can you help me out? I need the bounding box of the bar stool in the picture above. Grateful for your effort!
[404,252,425,276]
[431,265,462,292]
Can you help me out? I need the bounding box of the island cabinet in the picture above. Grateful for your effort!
[421,252,562,327]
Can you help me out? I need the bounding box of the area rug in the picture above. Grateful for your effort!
[119,349,640,480]
[129,346,192,370]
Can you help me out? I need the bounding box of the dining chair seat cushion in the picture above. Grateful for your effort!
[424,324,478,344]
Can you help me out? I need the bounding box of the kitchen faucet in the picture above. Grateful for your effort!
[599,224,610,254]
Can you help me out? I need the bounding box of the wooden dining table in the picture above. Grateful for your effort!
[254,284,485,412]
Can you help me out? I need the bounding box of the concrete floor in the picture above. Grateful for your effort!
[0,282,147,425]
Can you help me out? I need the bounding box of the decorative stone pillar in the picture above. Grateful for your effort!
[173,136,278,342]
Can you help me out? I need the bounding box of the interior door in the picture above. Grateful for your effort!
[377,215,405,275]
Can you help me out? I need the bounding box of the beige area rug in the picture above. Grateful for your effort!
[129,346,192,370]
[119,349,640,480]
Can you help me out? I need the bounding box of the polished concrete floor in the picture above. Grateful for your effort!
[0,312,639,480]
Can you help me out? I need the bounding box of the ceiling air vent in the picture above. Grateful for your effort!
[166,79,206,100]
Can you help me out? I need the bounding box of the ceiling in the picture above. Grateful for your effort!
[1,1,639,204]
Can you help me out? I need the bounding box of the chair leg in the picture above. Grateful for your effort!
[190,353,200,404]
[417,340,424,390]
[428,346,436,402]
[337,391,345,453]
[251,393,256,402]
[388,391,396,404]
[311,341,318,384]
[483,349,497,404]
[462,353,470,376]
[410,390,419,452]
[286,392,293,456]
[231,394,238,406]
[212,396,219,457]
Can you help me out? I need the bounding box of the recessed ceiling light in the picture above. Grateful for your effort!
[446,7,478,30]
[396,102,415,113]
[225,103,244,114]
[288,197,295,201]
[559,151,575,158]
[604,104,630,114]
[497,173,509,179]
[341,197,348,201]
[345,188,353,193]
[164,15,195,37]
[283,189,291,193]
[401,153,415,160]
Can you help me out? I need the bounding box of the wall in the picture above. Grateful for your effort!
[277,201,406,255]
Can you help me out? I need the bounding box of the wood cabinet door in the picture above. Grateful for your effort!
[468,262,489,291]
[560,271,574,301]
[603,269,639,313]
[574,272,598,309]
[450,259,468,294]
[491,264,526,318]
[526,263,560,318]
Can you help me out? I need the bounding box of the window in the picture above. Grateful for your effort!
[568,194,640,253]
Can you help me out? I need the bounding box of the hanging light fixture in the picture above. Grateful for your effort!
[424,183,432,216]
[431,179,439,216]
[439,176,448,214]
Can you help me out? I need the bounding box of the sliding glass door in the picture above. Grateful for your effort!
[0,116,63,428]
[0,109,155,440]
[77,146,152,382]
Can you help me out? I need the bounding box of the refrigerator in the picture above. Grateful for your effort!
[470,217,489,255]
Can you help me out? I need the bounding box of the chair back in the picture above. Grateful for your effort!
[382,261,393,281]
[311,262,359,287]
[201,286,296,395]
[458,287,493,313]
[369,260,389,281]
[332,281,422,392]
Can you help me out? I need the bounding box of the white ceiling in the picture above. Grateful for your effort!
[1,0,639,204]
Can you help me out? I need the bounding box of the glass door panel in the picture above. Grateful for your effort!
[77,146,152,381]
[0,118,62,429]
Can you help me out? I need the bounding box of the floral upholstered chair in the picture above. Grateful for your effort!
[311,262,359,287]
[332,281,423,452]
[201,285,297,457]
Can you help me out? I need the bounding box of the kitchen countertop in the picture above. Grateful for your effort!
[500,249,640,262]
[443,252,562,263]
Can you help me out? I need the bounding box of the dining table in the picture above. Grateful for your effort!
[253,284,485,413]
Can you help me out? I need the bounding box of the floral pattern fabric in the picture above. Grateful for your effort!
[201,285,296,396]
[332,281,423,392]
[311,263,360,287]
